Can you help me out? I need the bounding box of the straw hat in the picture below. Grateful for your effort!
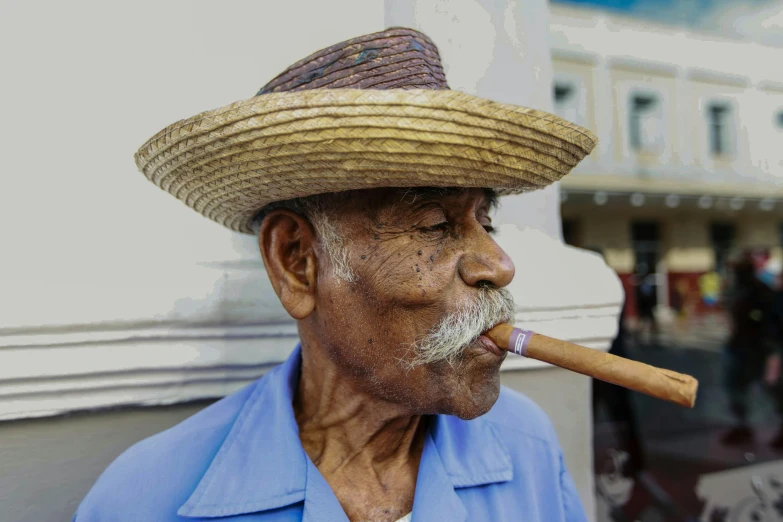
[134,27,597,234]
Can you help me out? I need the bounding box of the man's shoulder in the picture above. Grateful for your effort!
[483,386,560,447]
[74,378,262,522]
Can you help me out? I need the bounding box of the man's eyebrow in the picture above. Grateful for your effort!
[395,187,455,204]
[394,187,499,209]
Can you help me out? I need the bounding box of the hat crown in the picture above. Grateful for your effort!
[257,27,449,95]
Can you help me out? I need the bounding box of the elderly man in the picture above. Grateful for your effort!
[75,28,595,522]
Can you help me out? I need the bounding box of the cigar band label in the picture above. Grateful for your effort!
[509,328,534,356]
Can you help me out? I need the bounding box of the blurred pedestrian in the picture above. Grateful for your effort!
[760,259,783,447]
[721,252,777,445]
[634,266,659,346]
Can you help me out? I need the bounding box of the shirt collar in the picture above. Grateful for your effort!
[177,345,307,518]
[177,345,512,519]
[429,409,514,488]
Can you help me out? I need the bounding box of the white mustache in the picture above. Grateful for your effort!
[406,288,515,369]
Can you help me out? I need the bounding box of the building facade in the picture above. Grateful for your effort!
[551,3,783,318]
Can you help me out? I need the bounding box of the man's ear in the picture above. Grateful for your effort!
[258,210,318,320]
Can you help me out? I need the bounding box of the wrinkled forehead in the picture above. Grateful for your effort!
[252,187,499,234]
[336,187,499,228]
[390,187,498,207]
[359,186,498,216]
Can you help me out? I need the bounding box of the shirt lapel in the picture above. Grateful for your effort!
[412,413,513,521]
[410,428,467,522]
[178,346,309,518]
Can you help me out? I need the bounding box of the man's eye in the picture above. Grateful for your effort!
[483,224,497,235]
[420,222,449,234]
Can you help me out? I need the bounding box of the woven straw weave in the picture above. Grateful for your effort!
[134,28,597,234]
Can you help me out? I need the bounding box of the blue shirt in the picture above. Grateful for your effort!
[75,345,587,521]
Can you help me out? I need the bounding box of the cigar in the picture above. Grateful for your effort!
[485,324,698,408]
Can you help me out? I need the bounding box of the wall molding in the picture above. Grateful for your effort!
[607,56,679,77]
[757,80,783,93]
[686,67,751,88]
[0,226,623,422]
[551,48,600,66]
[0,306,618,422]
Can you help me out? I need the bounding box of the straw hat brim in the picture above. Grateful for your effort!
[135,89,597,234]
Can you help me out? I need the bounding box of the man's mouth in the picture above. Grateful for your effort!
[477,322,507,357]
[477,334,504,357]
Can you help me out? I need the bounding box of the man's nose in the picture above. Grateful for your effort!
[457,226,515,289]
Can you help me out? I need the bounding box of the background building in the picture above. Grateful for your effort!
[552,2,783,318]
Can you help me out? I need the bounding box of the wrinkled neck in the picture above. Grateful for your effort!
[293,337,427,474]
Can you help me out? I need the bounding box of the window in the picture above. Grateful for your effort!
[629,93,664,153]
[707,102,734,156]
[554,83,574,104]
[552,81,583,125]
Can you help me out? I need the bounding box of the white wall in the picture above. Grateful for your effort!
[0,0,385,332]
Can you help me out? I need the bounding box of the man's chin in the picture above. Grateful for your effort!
[449,377,502,420]
[415,341,505,418]
[434,360,503,420]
